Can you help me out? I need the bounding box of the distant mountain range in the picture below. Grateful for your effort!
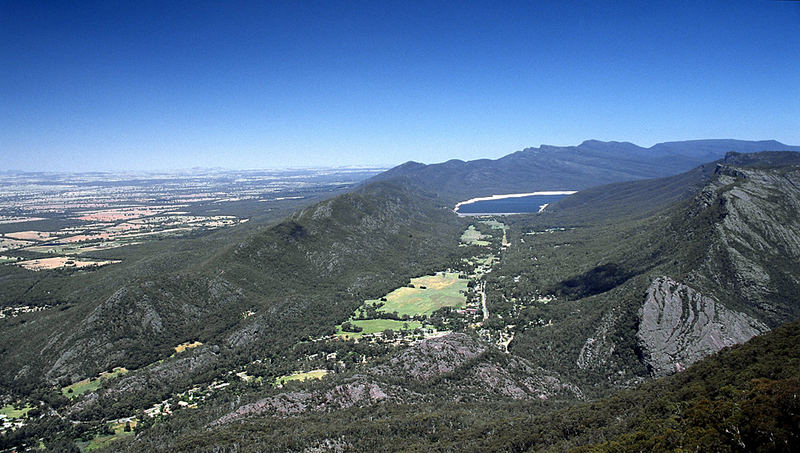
[372,139,800,203]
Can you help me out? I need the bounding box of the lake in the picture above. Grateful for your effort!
[455,191,576,215]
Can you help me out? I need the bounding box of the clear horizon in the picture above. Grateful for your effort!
[2,0,799,171]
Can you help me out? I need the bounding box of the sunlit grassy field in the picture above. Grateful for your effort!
[460,225,490,246]
[275,369,330,386]
[366,272,468,317]
[62,367,128,398]
[0,403,31,418]
[336,319,423,339]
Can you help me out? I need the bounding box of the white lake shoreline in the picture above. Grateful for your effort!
[454,191,577,215]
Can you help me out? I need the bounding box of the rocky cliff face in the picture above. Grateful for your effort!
[386,333,584,400]
[637,276,769,377]
[636,161,800,378]
[705,165,800,322]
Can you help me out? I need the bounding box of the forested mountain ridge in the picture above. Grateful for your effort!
[0,180,465,389]
[370,139,800,203]
[2,146,799,451]
[7,141,794,393]
[110,150,800,451]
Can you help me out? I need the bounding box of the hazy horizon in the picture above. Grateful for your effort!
[2,1,799,171]
[3,137,800,174]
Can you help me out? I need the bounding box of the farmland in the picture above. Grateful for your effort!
[0,167,386,274]
[0,404,31,419]
[78,420,137,451]
[460,225,490,246]
[275,369,329,386]
[62,367,129,399]
[365,272,468,317]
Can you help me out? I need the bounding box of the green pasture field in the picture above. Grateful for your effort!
[79,420,136,451]
[479,219,506,230]
[365,272,468,317]
[62,367,128,399]
[275,369,329,386]
[460,225,490,246]
[0,403,31,418]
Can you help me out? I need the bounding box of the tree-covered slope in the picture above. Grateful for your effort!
[123,312,800,452]
[0,180,466,392]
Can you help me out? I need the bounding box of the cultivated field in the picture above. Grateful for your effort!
[15,256,120,271]
[275,369,329,386]
[62,367,129,399]
[460,225,490,246]
[366,272,468,317]
[336,319,423,339]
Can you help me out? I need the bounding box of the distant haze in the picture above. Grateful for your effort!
[1,1,798,171]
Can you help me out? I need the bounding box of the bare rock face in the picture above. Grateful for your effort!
[388,333,486,381]
[385,333,583,400]
[689,166,800,324]
[577,310,618,371]
[637,276,769,377]
[213,376,397,425]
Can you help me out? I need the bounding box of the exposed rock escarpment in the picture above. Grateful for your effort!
[213,376,398,425]
[637,276,769,377]
[577,310,618,371]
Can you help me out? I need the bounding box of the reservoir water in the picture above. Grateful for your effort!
[455,191,576,215]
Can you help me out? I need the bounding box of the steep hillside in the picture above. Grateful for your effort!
[493,151,800,390]
[119,307,800,452]
[0,180,466,392]
[87,151,800,452]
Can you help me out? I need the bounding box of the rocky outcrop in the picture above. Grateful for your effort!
[214,334,584,426]
[212,376,400,425]
[680,165,800,325]
[637,277,769,377]
[384,333,582,399]
[387,333,486,381]
[577,310,618,371]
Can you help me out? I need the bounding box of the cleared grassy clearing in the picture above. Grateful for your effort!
[365,272,468,317]
[62,367,128,399]
[275,369,329,386]
[174,341,203,353]
[470,255,497,276]
[0,404,31,418]
[460,225,490,246]
[336,319,422,339]
[479,219,506,230]
[80,420,137,451]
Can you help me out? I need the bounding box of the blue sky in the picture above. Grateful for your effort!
[2,0,799,171]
